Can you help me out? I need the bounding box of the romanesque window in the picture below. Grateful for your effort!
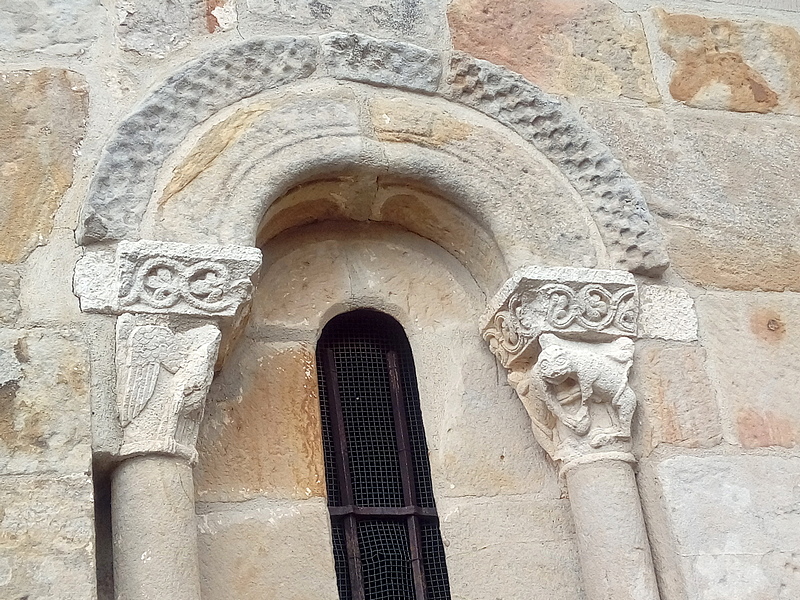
[316,310,452,600]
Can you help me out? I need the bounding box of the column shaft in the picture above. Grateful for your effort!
[566,459,660,600]
[111,455,201,600]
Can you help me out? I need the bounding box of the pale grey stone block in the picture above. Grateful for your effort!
[658,454,800,600]
[639,285,698,342]
[0,0,104,55]
[320,31,442,92]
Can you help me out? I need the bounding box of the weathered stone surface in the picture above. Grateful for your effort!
[638,285,698,342]
[444,53,669,275]
[577,102,800,291]
[437,495,583,600]
[79,34,669,278]
[449,0,659,102]
[655,9,800,115]
[0,474,95,600]
[19,233,83,325]
[205,0,237,33]
[320,32,441,92]
[195,342,326,502]
[117,0,201,57]
[631,341,722,454]
[0,69,88,263]
[238,0,449,48]
[0,0,103,55]
[78,37,319,243]
[112,456,201,600]
[0,329,91,476]
[0,267,21,325]
[657,455,800,600]
[115,316,221,464]
[197,497,339,600]
[696,291,800,448]
[74,241,262,317]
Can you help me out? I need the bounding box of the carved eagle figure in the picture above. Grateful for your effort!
[118,325,183,427]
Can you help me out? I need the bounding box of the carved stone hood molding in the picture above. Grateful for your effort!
[480,266,640,472]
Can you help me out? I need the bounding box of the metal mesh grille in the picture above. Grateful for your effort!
[317,310,452,600]
[318,362,341,506]
[358,520,415,600]
[331,522,352,600]
[335,338,404,507]
[421,523,452,600]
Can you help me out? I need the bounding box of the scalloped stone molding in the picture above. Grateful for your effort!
[78,32,669,276]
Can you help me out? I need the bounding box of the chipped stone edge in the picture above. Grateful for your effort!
[77,33,669,277]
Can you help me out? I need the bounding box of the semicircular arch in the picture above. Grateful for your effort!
[78,32,669,276]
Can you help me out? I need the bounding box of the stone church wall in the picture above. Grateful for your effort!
[0,1,798,599]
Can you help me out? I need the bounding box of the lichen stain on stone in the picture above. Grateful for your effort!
[0,69,88,263]
[737,407,796,448]
[159,104,270,207]
[749,308,787,343]
[657,10,780,113]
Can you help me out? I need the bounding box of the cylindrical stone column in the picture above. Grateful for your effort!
[565,459,660,600]
[112,455,201,600]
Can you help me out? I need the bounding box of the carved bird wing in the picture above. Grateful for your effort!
[118,326,179,427]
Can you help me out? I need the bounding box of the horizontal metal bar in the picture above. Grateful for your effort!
[329,505,438,519]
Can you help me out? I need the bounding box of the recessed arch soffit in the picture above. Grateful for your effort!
[78,32,669,277]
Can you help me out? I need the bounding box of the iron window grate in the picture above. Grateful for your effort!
[317,309,452,600]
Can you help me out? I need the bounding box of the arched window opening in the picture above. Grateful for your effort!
[317,309,452,600]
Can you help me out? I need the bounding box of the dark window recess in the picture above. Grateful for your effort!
[317,310,452,600]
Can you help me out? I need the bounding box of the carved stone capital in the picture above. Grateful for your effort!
[114,314,221,464]
[481,267,640,472]
[74,240,262,318]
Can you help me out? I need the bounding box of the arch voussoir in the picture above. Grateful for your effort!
[78,31,669,276]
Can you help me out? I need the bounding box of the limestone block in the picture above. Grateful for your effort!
[0,266,21,325]
[197,497,339,600]
[631,341,722,454]
[0,473,95,600]
[19,233,82,325]
[320,32,442,92]
[638,285,698,342]
[117,0,200,57]
[448,0,659,103]
[696,291,800,448]
[0,0,103,55]
[0,69,88,263]
[656,454,800,600]
[436,495,584,600]
[195,341,326,502]
[74,240,262,317]
[0,329,91,476]
[654,9,800,115]
[412,330,559,499]
[577,102,800,291]
[237,0,449,48]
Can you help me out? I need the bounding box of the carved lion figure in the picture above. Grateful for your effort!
[535,333,636,448]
